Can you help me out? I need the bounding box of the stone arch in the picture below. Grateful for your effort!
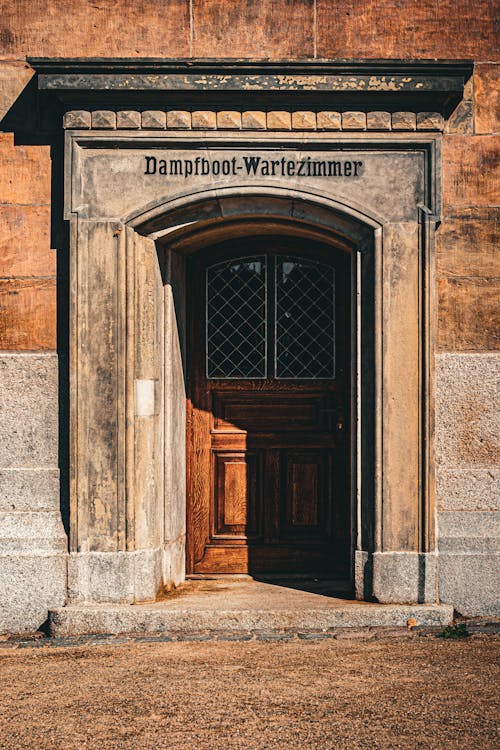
[128,184,382,244]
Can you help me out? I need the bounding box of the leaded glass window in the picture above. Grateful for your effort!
[206,254,335,380]
[275,257,335,379]
[206,257,267,378]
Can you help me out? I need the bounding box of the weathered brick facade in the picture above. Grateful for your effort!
[0,1,498,632]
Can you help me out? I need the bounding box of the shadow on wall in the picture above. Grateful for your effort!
[2,74,70,539]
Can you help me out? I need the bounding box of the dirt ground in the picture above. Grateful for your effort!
[0,636,498,750]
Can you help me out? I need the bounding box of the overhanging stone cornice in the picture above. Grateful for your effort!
[28,59,473,114]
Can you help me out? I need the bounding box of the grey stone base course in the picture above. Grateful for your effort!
[68,542,185,604]
[68,549,163,604]
[435,353,499,479]
[0,353,67,633]
[438,511,500,552]
[48,603,453,637]
[0,554,66,634]
[0,511,67,553]
[0,468,61,512]
[371,551,438,604]
[438,553,500,617]
[0,353,59,468]
[436,468,500,512]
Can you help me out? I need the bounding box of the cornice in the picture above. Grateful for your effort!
[28,58,473,115]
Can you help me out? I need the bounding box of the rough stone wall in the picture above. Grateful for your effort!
[436,67,499,612]
[0,0,498,625]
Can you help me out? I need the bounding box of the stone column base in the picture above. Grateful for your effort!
[355,550,438,604]
[67,540,185,605]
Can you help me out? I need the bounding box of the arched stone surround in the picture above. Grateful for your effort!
[64,126,439,605]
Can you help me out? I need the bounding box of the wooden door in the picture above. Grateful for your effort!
[187,237,350,578]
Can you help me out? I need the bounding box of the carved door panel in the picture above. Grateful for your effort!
[187,237,350,577]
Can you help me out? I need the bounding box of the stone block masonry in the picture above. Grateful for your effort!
[63,109,446,132]
[0,354,66,633]
[0,1,498,633]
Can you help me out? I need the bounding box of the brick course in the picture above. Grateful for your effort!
[0,2,497,352]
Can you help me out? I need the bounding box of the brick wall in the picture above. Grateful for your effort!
[0,0,498,352]
[0,0,498,622]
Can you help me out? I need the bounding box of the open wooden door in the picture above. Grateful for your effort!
[186,236,350,578]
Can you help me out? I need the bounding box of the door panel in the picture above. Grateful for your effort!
[187,237,350,578]
[213,451,260,538]
[213,392,327,432]
[286,452,324,530]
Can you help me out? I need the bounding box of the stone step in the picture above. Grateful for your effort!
[49,603,453,636]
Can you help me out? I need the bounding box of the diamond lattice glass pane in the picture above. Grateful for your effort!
[207,257,266,378]
[276,256,335,379]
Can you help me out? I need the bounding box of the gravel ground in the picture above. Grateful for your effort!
[0,635,498,749]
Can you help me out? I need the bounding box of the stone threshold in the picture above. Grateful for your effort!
[48,605,454,637]
[47,579,454,636]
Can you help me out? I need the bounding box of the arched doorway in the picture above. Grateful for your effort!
[67,176,438,607]
[186,236,352,581]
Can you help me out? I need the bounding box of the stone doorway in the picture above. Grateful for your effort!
[63,137,439,608]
